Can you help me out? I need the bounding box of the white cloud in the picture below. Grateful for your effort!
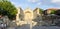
[11,2,15,4]
[51,0,60,3]
[27,0,41,6]
[28,0,39,3]
[51,0,60,5]
[37,2,41,6]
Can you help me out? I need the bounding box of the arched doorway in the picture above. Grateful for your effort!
[24,10,33,24]
[24,11,33,22]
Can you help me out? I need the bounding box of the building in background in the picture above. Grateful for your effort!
[44,8,60,15]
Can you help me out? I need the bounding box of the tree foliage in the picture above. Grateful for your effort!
[50,10,56,14]
[0,0,17,20]
[39,8,43,14]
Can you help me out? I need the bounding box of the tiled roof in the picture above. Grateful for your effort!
[46,8,60,10]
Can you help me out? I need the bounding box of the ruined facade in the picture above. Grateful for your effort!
[16,7,41,26]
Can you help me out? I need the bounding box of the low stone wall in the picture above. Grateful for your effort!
[42,15,60,25]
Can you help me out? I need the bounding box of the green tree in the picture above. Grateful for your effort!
[0,0,17,20]
[50,10,56,14]
[39,8,43,14]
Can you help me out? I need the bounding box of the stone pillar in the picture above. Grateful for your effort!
[16,8,20,26]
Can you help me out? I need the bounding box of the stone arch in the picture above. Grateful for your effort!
[24,8,33,24]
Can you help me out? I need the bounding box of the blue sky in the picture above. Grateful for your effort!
[10,0,60,10]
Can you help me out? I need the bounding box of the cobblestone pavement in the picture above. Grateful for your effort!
[32,26,60,29]
[6,26,60,29]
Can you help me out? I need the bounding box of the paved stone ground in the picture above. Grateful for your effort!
[16,24,30,29]
[7,27,16,29]
[32,26,60,29]
[6,26,60,29]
